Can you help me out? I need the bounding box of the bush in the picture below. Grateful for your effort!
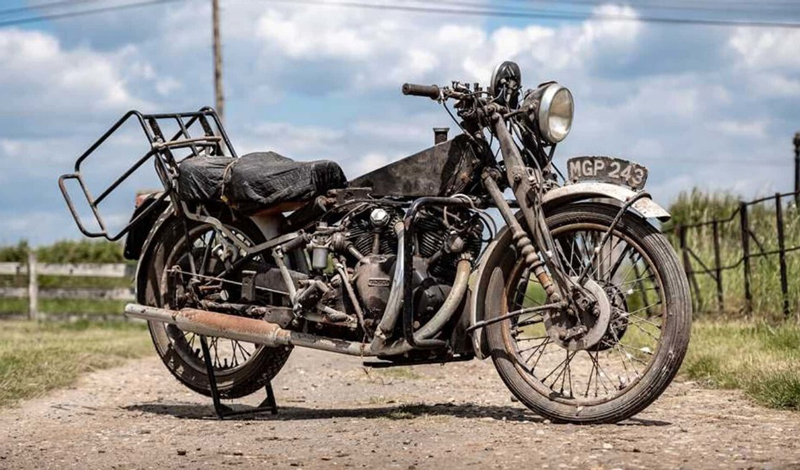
[0,241,30,263]
[36,239,125,264]
[0,239,126,264]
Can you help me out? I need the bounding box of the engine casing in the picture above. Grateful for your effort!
[354,254,395,319]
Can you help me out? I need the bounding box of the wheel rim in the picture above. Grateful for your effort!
[502,222,666,407]
[158,224,264,376]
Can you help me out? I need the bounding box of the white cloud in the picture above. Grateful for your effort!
[155,77,182,96]
[238,122,345,156]
[244,3,643,90]
[353,152,393,175]
[729,28,800,70]
[712,119,769,139]
[0,29,148,116]
[256,9,375,60]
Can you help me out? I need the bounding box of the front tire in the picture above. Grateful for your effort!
[486,203,692,424]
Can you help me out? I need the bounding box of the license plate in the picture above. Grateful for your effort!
[567,156,648,190]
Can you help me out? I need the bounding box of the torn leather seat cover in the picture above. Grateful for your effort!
[178,151,347,213]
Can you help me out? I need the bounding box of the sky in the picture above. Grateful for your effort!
[1,0,799,244]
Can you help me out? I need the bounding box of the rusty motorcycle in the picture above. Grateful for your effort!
[59,61,691,424]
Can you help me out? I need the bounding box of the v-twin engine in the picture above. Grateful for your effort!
[277,202,482,340]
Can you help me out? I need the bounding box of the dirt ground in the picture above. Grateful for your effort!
[0,348,799,470]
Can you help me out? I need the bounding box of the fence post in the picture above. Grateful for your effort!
[776,193,790,317]
[677,223,688,273]
[712,220,724,313]
[27,251,38,320]
[739,202,752,314]
[678,224,700,312]
[794,132,800,206]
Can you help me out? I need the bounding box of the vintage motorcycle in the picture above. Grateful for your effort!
[59,61,691,424]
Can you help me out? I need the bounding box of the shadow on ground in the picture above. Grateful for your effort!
[124,401,671,427]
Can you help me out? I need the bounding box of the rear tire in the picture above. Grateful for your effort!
[140,216,292,399]
[486,203,691,424]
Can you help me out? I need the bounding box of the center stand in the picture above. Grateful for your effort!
[198,335,278,419]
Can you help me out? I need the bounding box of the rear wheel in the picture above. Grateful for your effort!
[140,216,292,399]
[486,203,691,424]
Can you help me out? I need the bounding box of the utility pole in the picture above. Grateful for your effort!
[794,132,800,205]
[212,0,224,120]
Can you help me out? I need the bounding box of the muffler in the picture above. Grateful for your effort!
[124,303,374,356]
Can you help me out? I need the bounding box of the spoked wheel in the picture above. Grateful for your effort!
[141,216,292,399]
[486,203,691,424]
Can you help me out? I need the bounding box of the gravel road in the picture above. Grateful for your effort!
[1,348,799,469]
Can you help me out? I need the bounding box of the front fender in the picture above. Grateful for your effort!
[541,182,670,222]
[468,183,670,359]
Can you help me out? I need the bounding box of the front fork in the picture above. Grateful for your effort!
[483,114,574,304]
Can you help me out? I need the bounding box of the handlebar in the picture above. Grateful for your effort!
[401,83,440,99]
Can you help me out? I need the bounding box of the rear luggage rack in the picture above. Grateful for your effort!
[58,107,236,241]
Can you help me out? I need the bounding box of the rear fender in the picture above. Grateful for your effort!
[123,193,171,261]
[133,206,297,303]
[468,185,670,359]
[132,203,177,303]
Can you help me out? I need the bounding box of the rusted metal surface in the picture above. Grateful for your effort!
[348,135,479,197]
[124,304,377,356]
[541,182,670,221]
[179,308,290,345]
[124,304,286,346]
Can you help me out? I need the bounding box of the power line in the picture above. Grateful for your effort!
[264,0,800,29]
[0,0,185,28]
[425,0,800,17]
[502,0,800,12]
[3,0,800,29]
[0,0,107,18]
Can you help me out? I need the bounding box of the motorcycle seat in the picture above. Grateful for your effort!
[178,151,347,214]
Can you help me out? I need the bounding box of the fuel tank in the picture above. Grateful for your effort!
[348,134,482,197]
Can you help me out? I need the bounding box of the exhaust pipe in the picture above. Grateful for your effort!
[124,303,374,357]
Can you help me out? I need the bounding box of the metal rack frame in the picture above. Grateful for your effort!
[58,107,236,241]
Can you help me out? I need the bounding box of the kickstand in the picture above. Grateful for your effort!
[199,335,279,419]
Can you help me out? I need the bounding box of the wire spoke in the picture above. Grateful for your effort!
[624,312,663,330]
[503,217,671,405]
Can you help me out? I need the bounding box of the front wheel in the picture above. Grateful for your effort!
[486,203,692,424]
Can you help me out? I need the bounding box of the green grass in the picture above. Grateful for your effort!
[0,298,127,316]
[682,321,800,410]
[0,320,152,407]
[0,275,132,289]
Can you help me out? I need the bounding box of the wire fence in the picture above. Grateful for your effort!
[665,191,800,317]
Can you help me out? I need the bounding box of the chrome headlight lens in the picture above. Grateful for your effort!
[537,83,574,144]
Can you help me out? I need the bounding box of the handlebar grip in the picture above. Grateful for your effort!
[402,83,440,99]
